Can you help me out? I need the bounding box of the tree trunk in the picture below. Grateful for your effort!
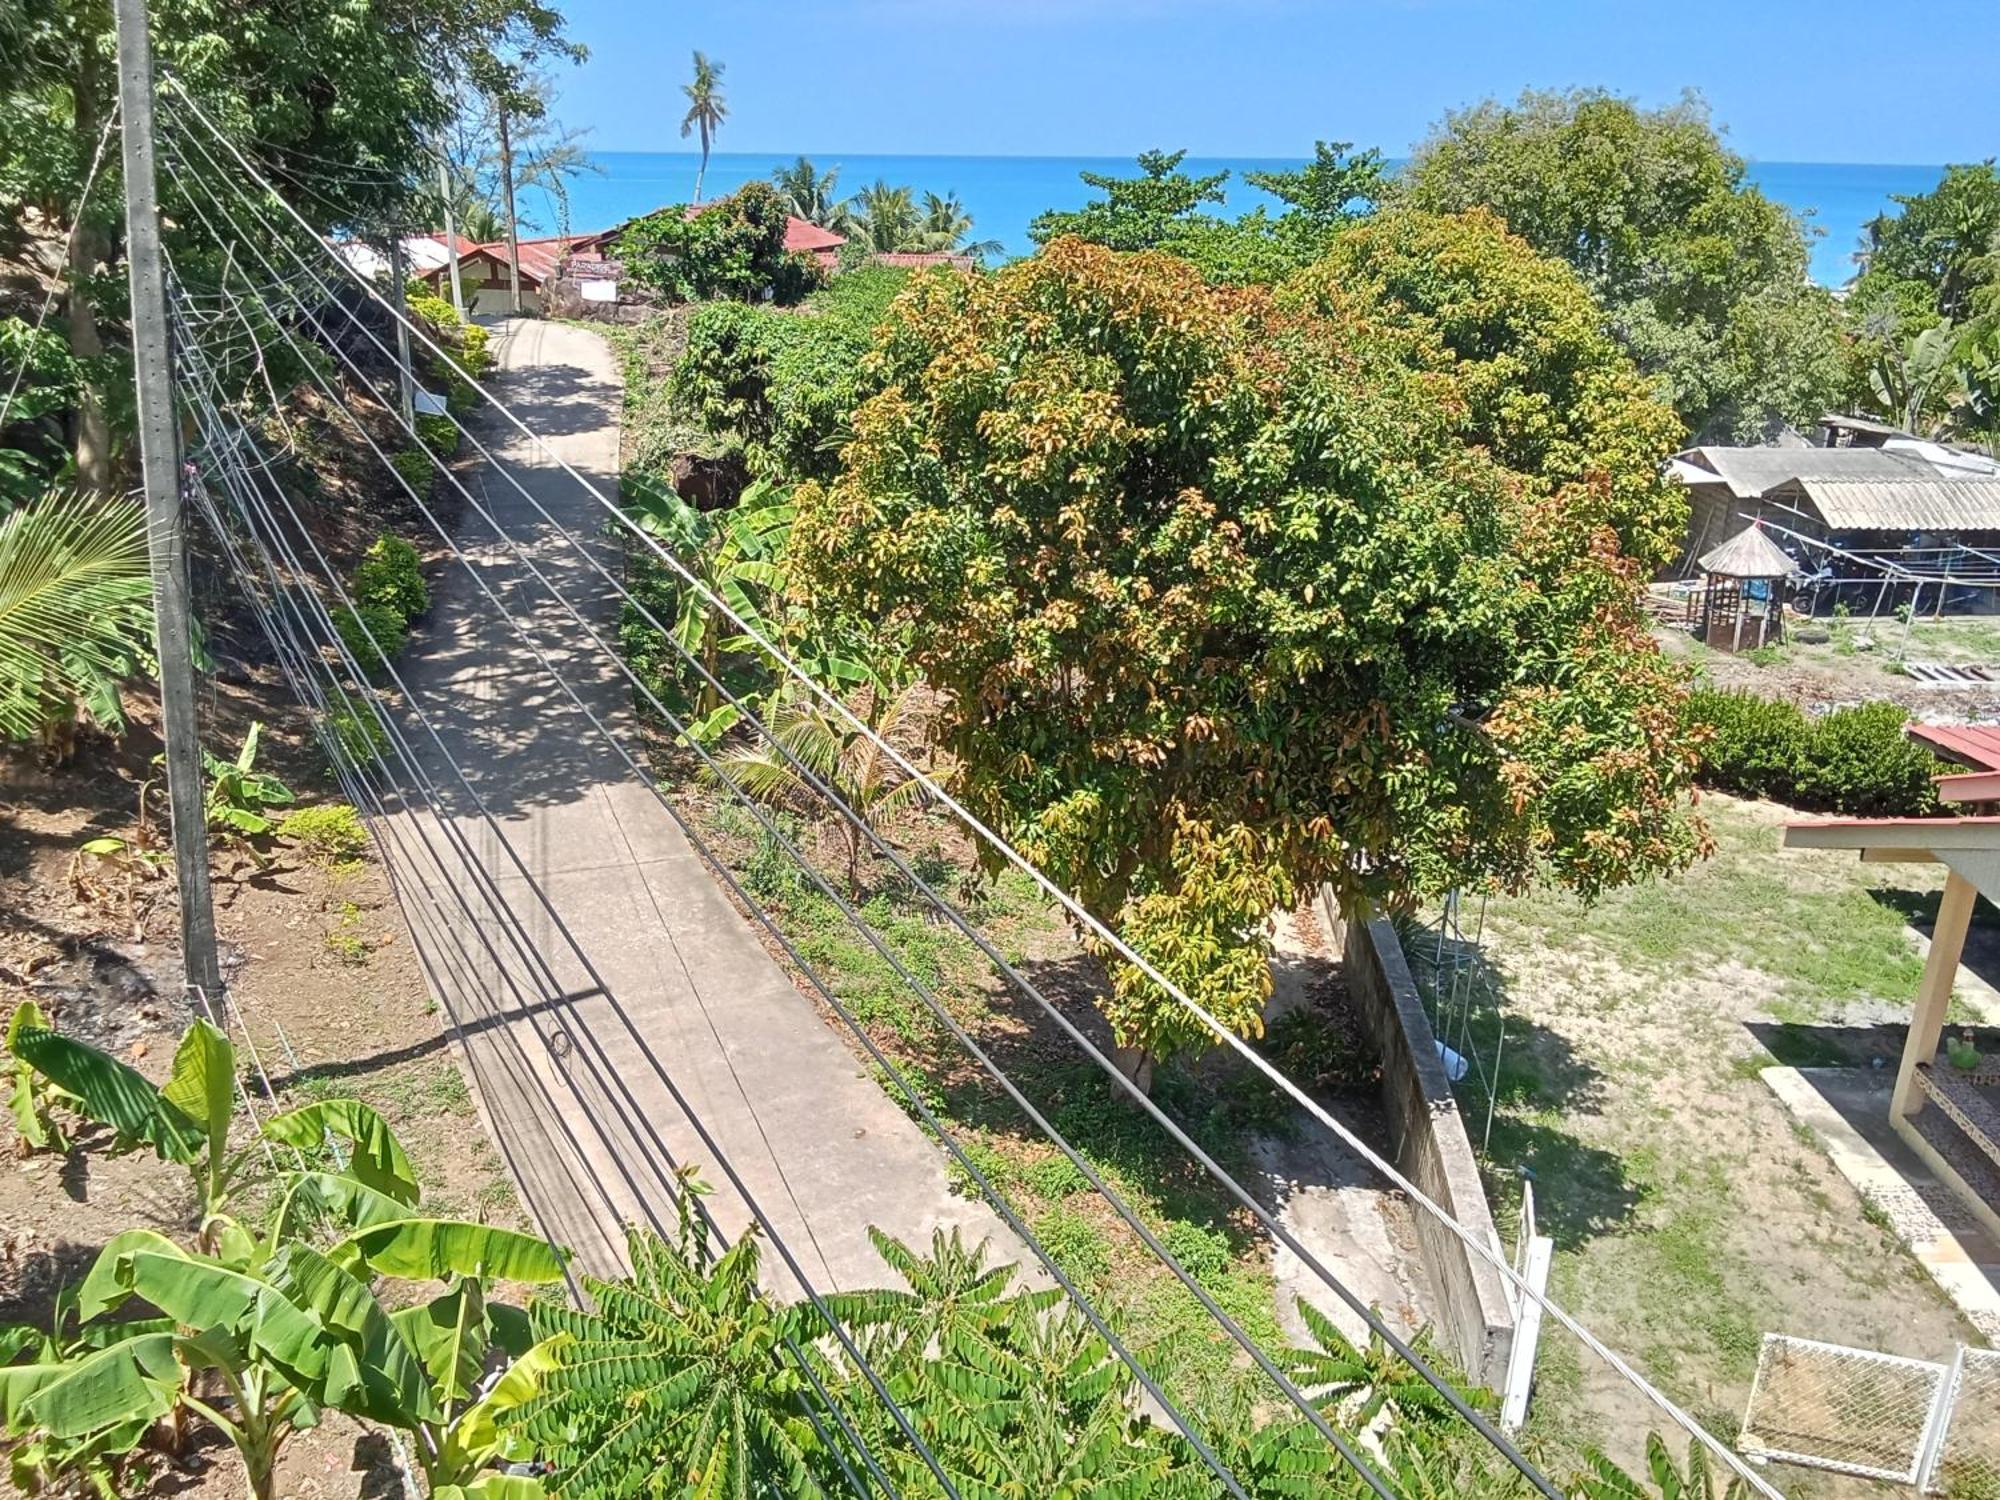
[497,103,522,316]
[69,34,111,494]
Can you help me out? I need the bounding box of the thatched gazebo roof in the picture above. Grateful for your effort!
[1698,522,1798,580]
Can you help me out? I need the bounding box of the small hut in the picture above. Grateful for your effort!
[1692,522,1797,651]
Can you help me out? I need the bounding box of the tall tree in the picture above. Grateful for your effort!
[1401,87,1847,442]
[680,49,727,204]
[917,190,1001,260]
[1028,148,1229,253]
[1853,162,2000,326]
[792,237,1701,1083]
[847,179,919,253]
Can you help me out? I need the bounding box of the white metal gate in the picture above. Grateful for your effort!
[1739,1334,2000,1493]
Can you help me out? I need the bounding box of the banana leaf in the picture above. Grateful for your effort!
[7,1026,200,1162]
[433,1477,548,1499]
[270,1169,419,1246]
[390,1282,487,1405]
[263,1098,420,1204]
[159,1020,235,1176]
[12,1332,181,1441]
[332,1219,566,1285]
[268,1242,438,1427]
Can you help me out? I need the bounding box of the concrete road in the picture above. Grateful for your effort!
[375,316,1018,1295]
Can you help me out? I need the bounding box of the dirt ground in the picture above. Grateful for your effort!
[1452,794,1989,1485]
[1656,613,2000,716]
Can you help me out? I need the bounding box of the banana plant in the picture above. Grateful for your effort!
[4,1001,76,1155]
[627,474,794,743]
[0,1289,171,1499]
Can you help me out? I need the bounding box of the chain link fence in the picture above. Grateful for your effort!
[1738,1335,2000,1494]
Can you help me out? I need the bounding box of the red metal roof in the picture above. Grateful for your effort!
[783,218,847,254]
[1908,722,2000,772]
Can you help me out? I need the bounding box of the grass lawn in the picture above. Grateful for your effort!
[1422,795,1986,1473]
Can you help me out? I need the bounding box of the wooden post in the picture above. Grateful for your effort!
[1894,870,1977,1119]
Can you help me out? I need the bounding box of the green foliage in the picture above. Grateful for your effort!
[0,490,155,743]
[1686,689,1941,815]
[323,685,390,773]
[1027,144,1386,284]
[417,412,461,456]
[277,802,369,864]
[5,1001,75,1156]
[391,448,437,495]
[794,238,1701,1070]
[1853,161,2000,326]
[336,601,409,677]
[616,181,826,306]
[671,266,912,481]
[1402,88,1847,441]
[1575,1432,1754,1500]
[203,720,296,839]
[355,534,430,619]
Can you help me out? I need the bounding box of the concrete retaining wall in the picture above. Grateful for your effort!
[1315,889,1516,1387]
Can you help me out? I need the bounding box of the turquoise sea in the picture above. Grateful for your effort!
[536,151,1952,288]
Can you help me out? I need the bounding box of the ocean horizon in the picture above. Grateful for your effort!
[525,150,1952,288]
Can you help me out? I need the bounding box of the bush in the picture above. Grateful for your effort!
[334,602,407,677]
[616,182,826,305]
[415,412,458,456]
[354,535,428,620]
[390,448,434,496]
[1687,688,1940,815]
[1687,688,1808,802]
[278,802,369,864]
[1798,701,1942,816]
[324,689,389,772]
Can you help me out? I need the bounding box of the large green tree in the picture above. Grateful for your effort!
[1852,161,2000,327]
[791,236,1701,1079]
[0,0,579,495]
[1401,87,1846,442]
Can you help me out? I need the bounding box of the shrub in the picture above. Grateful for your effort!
[324,690,389,772]
[1159,1219,1233,1286]
[354,535,428,620]
[459,321,491,377]
[616,181,827,305]
[1686,688,1808,801]
[1686,688,1941,815]
[390,448,434,496]
[1798,701,1942,816]
[334,602,407,676]
[415,412,458,456]
[278,802,369,864]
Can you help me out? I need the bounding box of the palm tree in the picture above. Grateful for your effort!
[709,678,933,896]
[680,50,728,204]
[0,490,153,753]
[772,155,848,232]
[917,190,1003,263]
[846,179,920,254]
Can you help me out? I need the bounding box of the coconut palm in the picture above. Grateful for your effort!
[846,179,921,254]
[0,489,154,750]
[680,50,728,204]
[772,155,848,232]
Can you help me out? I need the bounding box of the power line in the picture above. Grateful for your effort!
[165,80,1779,1494]
[157,185,1285,1500]
[171,333,899,1498]
[152,127,1514,1495]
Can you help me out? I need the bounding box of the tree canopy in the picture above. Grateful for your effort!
[1401,87,1846,442]
[791,234,1702,1070]
[1852,161,2000,327]
[614,181,824,305]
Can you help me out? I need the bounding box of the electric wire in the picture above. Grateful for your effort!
[154,121,1559,1494]
[168,80,1783,1495]
[167,285,945,1500]
[152,127,1502,1496]
[171,330,895,1498]
[159,222,1272,1500]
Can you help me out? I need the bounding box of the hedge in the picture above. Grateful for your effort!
[355,535,429,620]
[1687,688,1941,816]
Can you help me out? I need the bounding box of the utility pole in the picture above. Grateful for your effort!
[497,102,523,315]
[387,233,416,427]
[112,0,223,1005]
[438,157,466,321]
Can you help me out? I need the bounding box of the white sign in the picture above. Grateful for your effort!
[580,279,618,303]
[413,388,449,416]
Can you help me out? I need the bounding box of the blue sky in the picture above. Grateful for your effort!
[548,0,1998,164]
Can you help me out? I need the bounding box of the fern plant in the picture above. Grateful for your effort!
[0,490,154,747]
[517,1221,828,1497]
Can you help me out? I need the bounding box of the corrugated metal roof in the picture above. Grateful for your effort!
[1679,445,1935,499]
[1697,522,1798,577]
[1907,722,2000,772]
[1793,477,2000,531]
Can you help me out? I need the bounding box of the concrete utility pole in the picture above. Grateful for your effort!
[388,233,416,427]
[497,103,523,315]
[438,157,466,321]
[112,0,223,1004]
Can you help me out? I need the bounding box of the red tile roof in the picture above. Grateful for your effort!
[784,219,847,254]
[1908,722,2000,772]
